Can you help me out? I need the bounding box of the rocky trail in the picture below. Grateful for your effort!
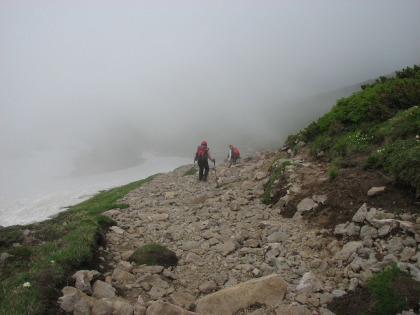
[59,149,420,315]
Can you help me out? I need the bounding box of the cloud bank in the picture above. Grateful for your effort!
[1,0,419,177]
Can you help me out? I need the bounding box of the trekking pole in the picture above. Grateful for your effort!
[213,159,219,187]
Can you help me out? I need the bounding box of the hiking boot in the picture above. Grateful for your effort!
[203,177,207,181]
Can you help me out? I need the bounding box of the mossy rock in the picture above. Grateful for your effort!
[93,215,116,228]
[129,243,178,267]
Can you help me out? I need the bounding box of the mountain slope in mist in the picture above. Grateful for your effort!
[68,71,398,177]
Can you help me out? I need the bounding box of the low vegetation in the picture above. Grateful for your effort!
[129,243,178,267]
[263,160,291,204]
[182,166,197,176]
[367,264,420,314]
[0,174,157,314]
[284,64,420,197]
[328,264,420,315]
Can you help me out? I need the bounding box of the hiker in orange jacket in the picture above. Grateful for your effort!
[227,144,240,167]
[194,141,214,181]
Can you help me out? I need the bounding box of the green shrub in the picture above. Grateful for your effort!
[285,134,299,147]
[310,134,333,157]
[332,130,373,158]
[328,167,338,180]
[312,66,420,135]
[367,264,414,315]
[369,79,420,122]
[365,138,420,197]
[301,121,323,142]
[317,89,376,130]
[328,157,343,180]
[285,121,323,147]
[129,243,178,267]
[375,106,420,144]
[263,161,291,204]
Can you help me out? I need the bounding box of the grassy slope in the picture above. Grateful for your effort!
[284,65,420,197]
[0,175,157,314]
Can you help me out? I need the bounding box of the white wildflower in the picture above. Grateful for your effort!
[23,282,31,288]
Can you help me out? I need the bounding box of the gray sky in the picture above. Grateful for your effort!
[1,0,419,174]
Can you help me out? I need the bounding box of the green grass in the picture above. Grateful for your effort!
[0,174,157,314]
[262,160,291,204]
[365,137,420,197]
[328,166,338,180]
[182,166,197,176]
[327,157,344,180]
[69,176,158,214]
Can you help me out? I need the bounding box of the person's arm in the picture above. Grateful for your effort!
[207,149,214,162]
[227,149,232,161]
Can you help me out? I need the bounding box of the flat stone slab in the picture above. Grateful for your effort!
[195,274,287,314]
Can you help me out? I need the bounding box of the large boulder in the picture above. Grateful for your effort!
[92,280,116,299]
[146,301,198,315]
[333,241,363,262]
[195,274,287,314]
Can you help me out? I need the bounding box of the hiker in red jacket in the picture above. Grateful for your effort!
[194,141,215,181]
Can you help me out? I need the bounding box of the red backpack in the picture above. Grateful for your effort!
[232,147,240,159]
[197,145,208,160]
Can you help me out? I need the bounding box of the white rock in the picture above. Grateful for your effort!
[352,203,368,223]
[367,186,386,196]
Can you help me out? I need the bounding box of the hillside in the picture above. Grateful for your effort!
[61,150,419,314]
[0,65,419,314]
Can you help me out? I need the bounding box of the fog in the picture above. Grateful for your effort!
[1,0,420,196]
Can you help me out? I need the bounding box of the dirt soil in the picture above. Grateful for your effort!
[279,155,419,229]
[327,271,420,315]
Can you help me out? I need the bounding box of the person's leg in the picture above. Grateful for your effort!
[198,161,204,181]
[203,160,209,180]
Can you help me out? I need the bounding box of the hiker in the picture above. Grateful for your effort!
[194,141,215,181]
[227,144,240,167]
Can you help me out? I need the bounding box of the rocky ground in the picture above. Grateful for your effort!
[58,148,420,315]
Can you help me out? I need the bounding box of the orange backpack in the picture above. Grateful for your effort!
[232,147,240,159]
